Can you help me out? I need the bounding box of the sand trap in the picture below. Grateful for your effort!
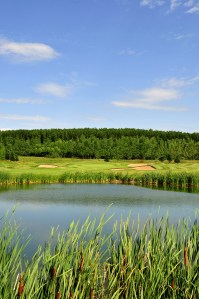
[128,163,148,167]
[128,163,155,171]
[133,165,155,171]
[38,165,58,168]
[112,164,155,171]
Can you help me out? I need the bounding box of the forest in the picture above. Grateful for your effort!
[0,128,199,161]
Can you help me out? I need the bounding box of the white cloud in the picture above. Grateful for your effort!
[112,87,187,112]
[159,75,199,88]
[186,4,199,13]
[140,0,165,8]
[140,0,199,13]
[169,0,182,12]
[174,33,194,40]
[138,87,181,101]
[112,100,186,111]
[0,114,50,122]
[0,38,59,62]
[36,82,73,98]
[119,48,136,55]
[0,98,45,104]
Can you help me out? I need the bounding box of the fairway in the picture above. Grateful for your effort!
[1,156,199,176]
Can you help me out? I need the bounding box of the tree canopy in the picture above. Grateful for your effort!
[0,128,198,161]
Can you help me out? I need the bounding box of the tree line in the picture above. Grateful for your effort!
[0,128,199,161]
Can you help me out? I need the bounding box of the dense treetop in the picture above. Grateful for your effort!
[0,128,199,161]
[1,128,199,141]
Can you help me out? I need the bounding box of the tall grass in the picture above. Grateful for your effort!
[0,213,198,298]
[0,171,199,190]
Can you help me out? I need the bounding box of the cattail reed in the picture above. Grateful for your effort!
[184,247,189,267]
[55,290,61,299]
[0,212,198,298]
[18,274,24,297]
[51,266,56,280]
[90,288,94,299]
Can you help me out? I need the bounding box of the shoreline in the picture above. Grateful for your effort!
[0,171,199,192]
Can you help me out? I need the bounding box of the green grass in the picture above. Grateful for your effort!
[0,157,199,188]
[0,156,199,175]
[0,212,198,298]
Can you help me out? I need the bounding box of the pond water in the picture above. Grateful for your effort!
[0,184,199,256]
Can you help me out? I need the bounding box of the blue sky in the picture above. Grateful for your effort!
[0,0,199,132]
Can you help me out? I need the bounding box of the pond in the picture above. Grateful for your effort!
[0,183,199,256]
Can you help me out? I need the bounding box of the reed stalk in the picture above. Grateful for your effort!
[0,212,198,298]
[0,170,199,190]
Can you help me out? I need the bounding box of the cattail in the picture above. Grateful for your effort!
[69,291,72,299]
[51,266,56,280]
[90,288,94,299]
[171,279,175,289]
[18,274,24,297]
[123,255,127,267]
[184,247,189,267]
[55,290,61,299]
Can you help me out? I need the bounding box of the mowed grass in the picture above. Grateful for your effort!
[0,157,130,176]
[0,156,199,176]
[0,157,199,188]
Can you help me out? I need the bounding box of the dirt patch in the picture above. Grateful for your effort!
[38,165,58,168]
[112,168,126,171]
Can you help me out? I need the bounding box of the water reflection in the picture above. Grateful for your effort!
[0,184,198,256]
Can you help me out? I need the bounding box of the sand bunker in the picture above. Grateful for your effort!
[112,163,155,171]
[128,163,155,170]
[38,165,58,168]
[132,165,155,171]
[128,163,147,167]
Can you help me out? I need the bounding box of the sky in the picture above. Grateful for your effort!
[0,0,199,132]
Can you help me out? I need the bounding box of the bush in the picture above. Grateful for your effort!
[174,156,181,163]
[158,156,165,162]
[5,149,18,161]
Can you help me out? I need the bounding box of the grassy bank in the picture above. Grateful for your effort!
[1,213,198,298]
[0,157,199,189]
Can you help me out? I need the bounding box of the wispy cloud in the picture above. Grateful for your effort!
[36,82,73,98]
[112,87,187,112]
[140,0,165,8]
[0,98,45,104]
[186,4,199,13]
[140,0,199,14]
[159,75,199,88]
[0,114,50,122]
[113,101,186,111]
[0,37,59,62]
[169,0,182,12]
[118,48,136,55]
[174,33,194,40]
